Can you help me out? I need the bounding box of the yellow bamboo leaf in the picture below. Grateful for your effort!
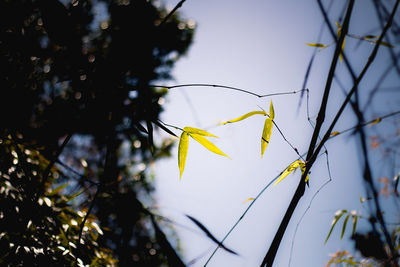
[335,21,342,31]
[364,35,379,40]
[375,40,395,48]
[273,160,303,186]
[335,21,345,62]
[178,132,189,179]
[261,118,273,158]
[368,117,382,126]
[188,133,230,159]
[331,131,340,136]
[340,37,345,62]
[243,197,255,204]
[219,111,267,125]
[183,127,218,137]
[299,161,309,183]
[305,43,326,48]
[269,100,275,120]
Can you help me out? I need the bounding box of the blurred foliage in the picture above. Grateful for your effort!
[0,0,193,266]
[325,123,400,267]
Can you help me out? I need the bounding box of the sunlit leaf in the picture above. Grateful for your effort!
[305,43,326,48]
[269,100,275,120]
[183,127,218,137]
[261,118,273,157]
[375,40,395,48]
[339,37,345,62]
[67,190,84,202]
[369,117,382,126]
[243,197,255,204]
[325,209,347,244]
[364,35,379,40]
[189,133,230,158]
[335,21,342,31]
[48,183,69,196]
[331,131,340,136]
[335,21,345,63]
[219,111,267,125]
[341,214,350,239]
[178,132,189,179]
[298,161,309,183]
[273,160,302,186]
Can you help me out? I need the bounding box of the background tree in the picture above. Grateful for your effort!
[0,0,193,266]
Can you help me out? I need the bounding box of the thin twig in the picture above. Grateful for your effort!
[159,0,187,26]
[204,152,307,266]
[150,84,307,98]
[157,119,184,131]
[288,151,332,267]
[272,121,304,160]
[35,133,73,203]
[329,109,400,138]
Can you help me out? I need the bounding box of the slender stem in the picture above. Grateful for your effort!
[288,151,332,267]
[157,120,184,131]
[272,121,304,160]
[203,157,305,266]
[150,84,306,99]
[329,109,400,138]
[159,0,188,26]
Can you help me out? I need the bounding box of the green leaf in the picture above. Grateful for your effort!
[48,183,69,196]
[219,111,267,125]
[269,100,275,120]
[273,160,302,186]
[341,214,351,239]
[305,43,326,48]
[67,189,84,202]
[261,118,273,157]
[183,127,218,137]
[325,209,347,244]
[178,132,189,179]
[352,214,358,236]
[188,133,230,158]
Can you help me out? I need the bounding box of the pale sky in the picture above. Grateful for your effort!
[152,1,400,266]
